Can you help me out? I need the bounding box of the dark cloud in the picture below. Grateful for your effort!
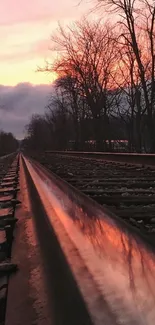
[0,82,53,139]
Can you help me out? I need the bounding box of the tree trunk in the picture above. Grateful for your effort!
[135,114,142,153]
[93,116,103,151]
[147,115,155,153]
[73,118,80,150]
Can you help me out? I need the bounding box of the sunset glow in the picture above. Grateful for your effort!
[0,0,92,86]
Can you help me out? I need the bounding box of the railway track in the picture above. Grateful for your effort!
[28,151,155,242]
[3,152,155,324]
[0,153,19,324]
[16,154,155,325]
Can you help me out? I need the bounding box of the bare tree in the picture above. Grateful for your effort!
[42,19,119,150]
[112,36,145,152]
[45,90,71,149]
[0,131,18,156]
[25,114,51,151]
[97,0,155,151]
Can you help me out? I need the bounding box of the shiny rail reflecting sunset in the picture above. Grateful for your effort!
[23,155,155,325]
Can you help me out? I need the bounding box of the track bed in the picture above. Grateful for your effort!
[29,152,155,241]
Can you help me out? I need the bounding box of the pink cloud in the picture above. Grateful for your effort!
[0,0,92,26]
[0,0,93,85]
[33,39,51,54]
[0,38,51,62]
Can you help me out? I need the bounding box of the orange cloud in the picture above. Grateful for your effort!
[0,0,93,86]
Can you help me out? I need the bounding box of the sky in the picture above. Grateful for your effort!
[0,0,94,138]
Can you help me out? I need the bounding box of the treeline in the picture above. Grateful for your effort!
[24,0,155,153]
[23,113,127,151]
[0,131,18,156]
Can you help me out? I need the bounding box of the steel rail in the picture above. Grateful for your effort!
[28,151,155,236]
[21,154,155,325]
[45,150,155,166]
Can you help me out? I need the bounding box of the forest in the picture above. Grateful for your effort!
[24,0,155,153]
[0,131,18,156]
